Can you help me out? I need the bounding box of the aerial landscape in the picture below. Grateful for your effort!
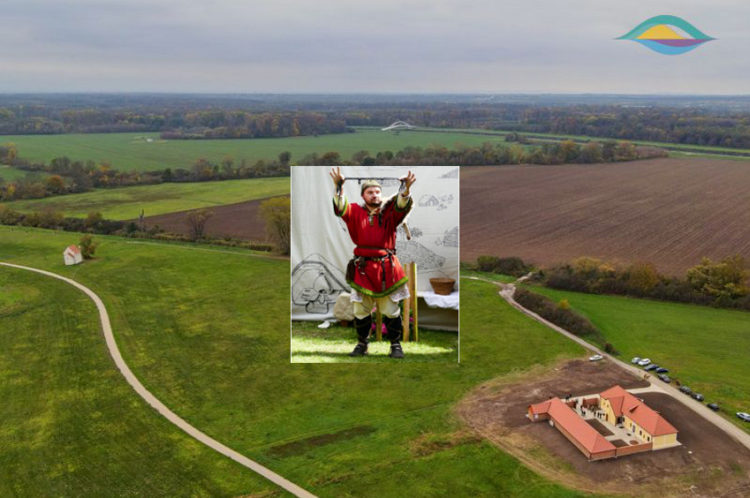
[2,1,749,497]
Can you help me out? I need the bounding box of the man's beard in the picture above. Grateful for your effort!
[365,200,382,209]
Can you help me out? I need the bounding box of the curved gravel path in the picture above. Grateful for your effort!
[0,262,315,498]
[466,274,750,452]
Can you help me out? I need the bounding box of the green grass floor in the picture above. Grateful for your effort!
[1,128,514,172]
[524,283,750,434]
[0,266,278,496]
[0,164,49,182]
[0,225,591,497]
[291,321,457,363]
[3,176,289,219]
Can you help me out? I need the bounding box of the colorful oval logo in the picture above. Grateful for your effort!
[618,15,714,55]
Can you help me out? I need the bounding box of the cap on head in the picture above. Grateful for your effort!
[360,179,382,195]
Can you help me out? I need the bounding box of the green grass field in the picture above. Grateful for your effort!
[2,176,289,219]
[4,127,749,176]
[0,266,277,496]
[0,226,590,497]
[0,165,49,182]
[2,128,512,172]
[291,321,457,363]
[524,284,750,433]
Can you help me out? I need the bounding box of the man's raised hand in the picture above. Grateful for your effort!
[329,166,345,190]
[400,170,416,195]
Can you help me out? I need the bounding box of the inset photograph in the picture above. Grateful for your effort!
[291,165,459,362]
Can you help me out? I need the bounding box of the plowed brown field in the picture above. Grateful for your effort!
[461,158,750,275]
[136,196,288,241]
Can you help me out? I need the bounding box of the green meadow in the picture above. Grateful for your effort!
[0,226,589,497]
[291,321,458,363]
[0,267,277,496]
[0,165,49,182]
[2,128,511,172]
[2,176,289,219]
[525,284,750,433]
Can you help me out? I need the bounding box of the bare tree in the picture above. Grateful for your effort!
[185,209,214,240]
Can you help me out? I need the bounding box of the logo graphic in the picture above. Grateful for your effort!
[618,15,714,55]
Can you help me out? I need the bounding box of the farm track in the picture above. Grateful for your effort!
[0,262,315,498]
[461,158,750,275]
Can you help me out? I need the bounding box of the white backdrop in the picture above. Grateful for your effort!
[291,165,459,321]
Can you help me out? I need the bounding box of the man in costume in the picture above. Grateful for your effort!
[329,167,416,358]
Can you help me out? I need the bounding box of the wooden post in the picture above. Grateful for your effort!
[375,307,382,341]
[403,294,411,342]
[410,263,418,342]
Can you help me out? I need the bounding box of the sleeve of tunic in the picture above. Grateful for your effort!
[391,193,413,224]
[332,194,350,220]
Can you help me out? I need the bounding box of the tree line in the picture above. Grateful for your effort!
[537,256,750,311]
[296,140,666,166]
[0,146,291,201]
[4,98,750,149]
[0,107,351,138]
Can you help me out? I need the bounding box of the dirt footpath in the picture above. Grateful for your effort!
[456,358,750,498]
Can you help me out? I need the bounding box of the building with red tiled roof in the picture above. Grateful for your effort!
[528,397,617,461]
[599,385,678,449]
[528,385,679,460]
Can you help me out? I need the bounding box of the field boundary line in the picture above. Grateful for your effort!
[464,275,750,451]
[0,262,315,498]
[123,240,289,260]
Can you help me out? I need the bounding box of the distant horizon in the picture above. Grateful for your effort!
[2,91,750,97]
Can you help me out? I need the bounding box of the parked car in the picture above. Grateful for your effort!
[707,403,719,412]
[737,412,750,422]
[637,358,651,366]
[679,386,692,395]
[655,367,669,374]
[589,354,603,362]
[657,374,671,383]
[692,393,705,402]
[645,364,660,371]
[631,357,641,364]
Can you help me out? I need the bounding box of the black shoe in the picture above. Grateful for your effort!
[389,343,404,359]
[349,342,368,357]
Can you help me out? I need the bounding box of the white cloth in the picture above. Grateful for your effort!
[421,290,459,310]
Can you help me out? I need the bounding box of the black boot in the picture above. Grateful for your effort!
[349,315,371,357]
[383,315,404,359]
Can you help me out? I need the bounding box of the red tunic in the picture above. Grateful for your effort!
[334,195,412,297]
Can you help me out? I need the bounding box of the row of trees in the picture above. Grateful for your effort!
[0,151,291,201]
[0,106,351,138]
[343,105,750,149]
[297,140,666,167]
[539,256,750,310]
[2,138,661,202]
[513,287,608,349]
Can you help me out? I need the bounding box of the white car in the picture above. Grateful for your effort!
[738,412,750,422]
[631,357,641,364]
[637,358,651,366]
[589,354,603,362]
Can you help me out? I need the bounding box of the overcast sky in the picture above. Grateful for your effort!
[1,0,747,94]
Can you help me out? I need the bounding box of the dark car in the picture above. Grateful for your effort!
[679,386,692,395]
[692,393,705,402]
[656,367,669,374]
[707,403,719,412]
[658,374,671,383]
[645,364,660,371]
